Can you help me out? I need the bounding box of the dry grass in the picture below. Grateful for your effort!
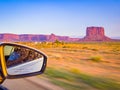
[17,42,120,89]
[18,42,120,79]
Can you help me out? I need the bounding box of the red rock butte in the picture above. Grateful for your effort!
[83,27,111,41]
[0,26,119,42]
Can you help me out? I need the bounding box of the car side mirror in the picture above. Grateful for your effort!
[0,43,47,79]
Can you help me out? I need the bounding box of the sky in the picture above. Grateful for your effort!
[0,0,120,38]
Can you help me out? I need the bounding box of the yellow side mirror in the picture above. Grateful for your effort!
[0,43,47,82]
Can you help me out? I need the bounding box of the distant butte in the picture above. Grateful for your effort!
[0,26,119,42]
[82,26,111,41]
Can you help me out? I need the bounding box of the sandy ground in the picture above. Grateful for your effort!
[42,48,120,82]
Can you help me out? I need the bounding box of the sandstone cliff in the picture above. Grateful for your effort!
[0,33,19,42]
[0,27,118,42]
[83,27,111,41]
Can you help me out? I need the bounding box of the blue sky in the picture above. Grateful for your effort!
[0,0,120,37]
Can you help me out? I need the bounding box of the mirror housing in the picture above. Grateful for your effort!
[0,43,47,79]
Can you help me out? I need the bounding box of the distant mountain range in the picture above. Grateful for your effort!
[0,27,120,42]
[0,33,79,42]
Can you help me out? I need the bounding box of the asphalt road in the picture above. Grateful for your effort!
[1,76,63,90]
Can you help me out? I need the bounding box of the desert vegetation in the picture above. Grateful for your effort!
[18,41,120,90]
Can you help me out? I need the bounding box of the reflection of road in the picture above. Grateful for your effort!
[2,76,63,90]
[8,57,44,75]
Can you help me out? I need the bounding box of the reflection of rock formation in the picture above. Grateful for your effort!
[83,27,111,41]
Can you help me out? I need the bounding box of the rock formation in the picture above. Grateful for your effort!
[48,33,58,42]
[83,27,111,41]
[0,33,19,42]
[0,26,118,42]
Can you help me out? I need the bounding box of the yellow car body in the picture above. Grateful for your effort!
[0,43,47,84]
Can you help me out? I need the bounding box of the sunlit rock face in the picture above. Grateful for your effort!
[48,33,58,42]
[0,27,119,42]
[48,33,79,42]
[83,27,111,41]
[0,33,19,42]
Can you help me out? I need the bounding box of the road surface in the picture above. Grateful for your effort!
[1,76,64,90]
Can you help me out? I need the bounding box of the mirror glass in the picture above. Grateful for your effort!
[4,45,44,75]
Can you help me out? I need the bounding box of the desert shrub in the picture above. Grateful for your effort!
[90,56,102,62]
[82,47,88,49]
[54,40,61,44]
[70,68,81,74]
[91,48,98,51]
[62,46,68,48]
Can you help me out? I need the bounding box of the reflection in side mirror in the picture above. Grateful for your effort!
[3,44,47,78]
[7,57,44,75]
